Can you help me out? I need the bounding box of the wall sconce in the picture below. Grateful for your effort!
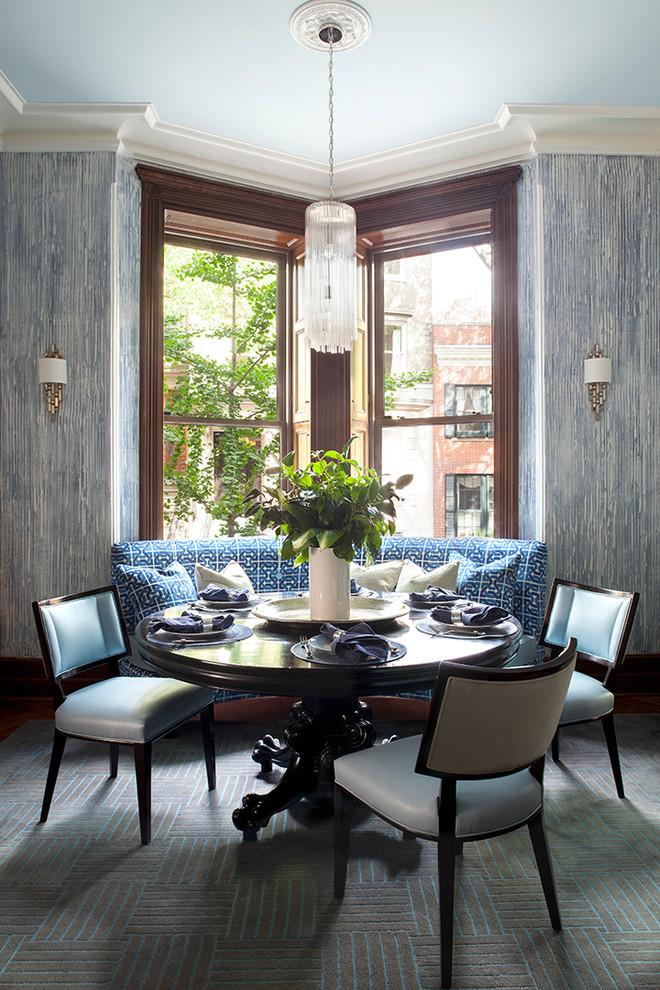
[38,347,68,420]
[584,344,611,421]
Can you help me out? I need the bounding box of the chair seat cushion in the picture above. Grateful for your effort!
[559,670,614,724]
[334,735,542,840]
[55,677,213,744]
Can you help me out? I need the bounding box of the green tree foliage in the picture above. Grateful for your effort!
[163,246,279,538]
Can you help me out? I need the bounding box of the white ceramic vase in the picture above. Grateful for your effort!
[308,547,351,621]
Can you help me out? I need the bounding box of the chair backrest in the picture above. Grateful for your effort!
[33,586,130,703]
[415,640,577,780]
[539,579,638,672]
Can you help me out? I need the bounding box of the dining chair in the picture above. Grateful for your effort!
[32,585,217,844]
[539,578,639,798]
[333,639,577,989]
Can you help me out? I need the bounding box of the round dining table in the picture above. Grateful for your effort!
[135,595,522,840]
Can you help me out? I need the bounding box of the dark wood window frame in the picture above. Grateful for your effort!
[137,164,521,539]
[351,166,521,536]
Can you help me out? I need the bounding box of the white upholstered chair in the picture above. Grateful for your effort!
[33,585,216,844]
[333,640,577,988]
[539,579,639,798]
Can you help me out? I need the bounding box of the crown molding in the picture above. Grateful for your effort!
[2,72,660,196]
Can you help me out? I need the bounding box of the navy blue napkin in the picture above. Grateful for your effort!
[147,610,234,634]
[319,621,391,663]
[430,603,510,627]
[199,584,250,603]
[409,587,468,605]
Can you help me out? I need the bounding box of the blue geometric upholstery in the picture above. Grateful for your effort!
[111,535,547,703]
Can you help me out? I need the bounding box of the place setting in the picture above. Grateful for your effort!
[414,589,518,639]
[145,608,254,646]
[290,621,406,666]
[189,583,262,612]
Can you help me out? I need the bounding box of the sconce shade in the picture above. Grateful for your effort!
[38,356,68,385]
[304,199,357,353]
[584,356,611,384]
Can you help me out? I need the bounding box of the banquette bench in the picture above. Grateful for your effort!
[111,535,547,702]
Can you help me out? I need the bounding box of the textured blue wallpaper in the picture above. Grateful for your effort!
[536,154,659,654]
[0,152,140,656]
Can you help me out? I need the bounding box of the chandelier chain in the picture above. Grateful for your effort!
[327,26,335,200]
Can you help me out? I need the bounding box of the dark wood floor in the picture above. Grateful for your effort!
[1,693,659,744]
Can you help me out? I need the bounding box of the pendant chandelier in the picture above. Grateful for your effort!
[290,1,372,353]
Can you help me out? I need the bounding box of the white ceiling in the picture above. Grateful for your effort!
[1,0,660,194]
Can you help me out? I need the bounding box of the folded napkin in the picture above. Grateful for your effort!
[319,621,391,664]
[430,603,510,627]
[147,610,235,634]
[409,587,469,605]
[199,584,250,604]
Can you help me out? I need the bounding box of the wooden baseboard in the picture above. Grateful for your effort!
[2,653,659,702]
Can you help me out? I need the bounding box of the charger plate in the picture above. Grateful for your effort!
[291,634,406,665]
[417,617,518,639]
[147,623,254,646]
[252,596,409,631]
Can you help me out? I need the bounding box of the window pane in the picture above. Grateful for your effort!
[163,244,278,421]
[381,245,492,421]
[382,424,496,538]
[164,423,279,540]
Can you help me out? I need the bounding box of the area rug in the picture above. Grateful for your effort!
[0,714,659,989]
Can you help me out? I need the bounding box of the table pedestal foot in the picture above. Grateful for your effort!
[233,695,375,838]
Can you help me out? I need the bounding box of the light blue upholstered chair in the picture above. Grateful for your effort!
[539,579,639,798]
[333,640,577,989]
[32,586,216,844]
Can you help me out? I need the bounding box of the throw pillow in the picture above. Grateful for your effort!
[194,561,255,595]
[350,559,405,592]
[395,558,460,594]
[116,561,196,623]
[450,552,521,613]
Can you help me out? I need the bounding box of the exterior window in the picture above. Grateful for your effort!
[162,241,284,540]
[377,242,495,537]
[383,322,405,376]
[444,384,494,438]
[445,474,494,537]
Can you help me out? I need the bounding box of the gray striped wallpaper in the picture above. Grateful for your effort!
[0,152,140,658]
[0,151,657,657]
[520,155,659,654]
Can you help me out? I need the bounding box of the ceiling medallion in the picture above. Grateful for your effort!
[290,0,372,53]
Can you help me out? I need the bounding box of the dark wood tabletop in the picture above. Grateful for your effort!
[135,596,522,699]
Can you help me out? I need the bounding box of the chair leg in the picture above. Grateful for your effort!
[437,829,457,989]
[41,729,67,823]
[527,810,561,931]
[109,743,119,778]
[200,703,216,791]
[551,728,560,762]
[334,785,354,899]
[601,713,625,798]
[133,743,152,845]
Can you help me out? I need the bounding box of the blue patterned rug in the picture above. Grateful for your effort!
[0,714,659,989]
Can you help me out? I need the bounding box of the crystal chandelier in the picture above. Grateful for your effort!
[290,1,372,353]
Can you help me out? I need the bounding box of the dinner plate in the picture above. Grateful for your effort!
[147,623,254,645]
[193,597,260,611]
[406,596,471,610]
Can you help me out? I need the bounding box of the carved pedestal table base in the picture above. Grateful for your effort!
[232,695,375,839]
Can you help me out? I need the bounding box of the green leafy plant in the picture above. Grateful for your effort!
[244,438,412,565]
